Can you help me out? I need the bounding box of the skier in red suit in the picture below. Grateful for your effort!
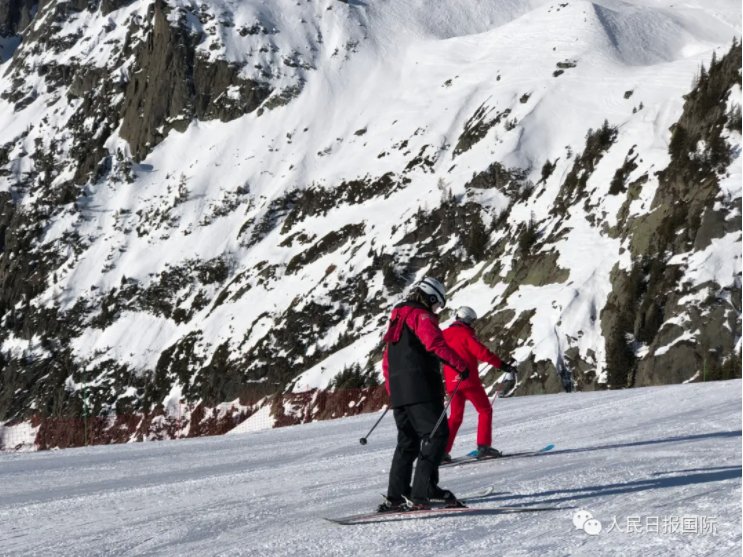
[441,306,516,460]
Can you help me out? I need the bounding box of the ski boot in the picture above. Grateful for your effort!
[428,485,466,508]
[376,496,407,513]
[404,497,431,511]
[398,492,436,511]
[476,445,503,459]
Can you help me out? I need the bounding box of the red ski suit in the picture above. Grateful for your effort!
[441,321,504,452]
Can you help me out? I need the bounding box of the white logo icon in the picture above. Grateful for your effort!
[583,518,603,535]
[573,509,602,535]
[572,509,593,529]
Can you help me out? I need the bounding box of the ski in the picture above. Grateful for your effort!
[441,443,555,468]
[324,485,495,526]
[466,443,555,458]
[457,484,496,500]
[324,503,564,526]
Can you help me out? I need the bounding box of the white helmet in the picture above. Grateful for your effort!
[417,276,446,308]
[455,306,477,324]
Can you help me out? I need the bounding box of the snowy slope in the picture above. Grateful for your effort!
[45,0,737,372]
[0,380,740,556]
[0,0,740,442]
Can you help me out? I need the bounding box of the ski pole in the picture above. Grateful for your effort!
[359,405,389,445]
[489,374,507,406]
[428,376,464,442]
[491,361,518,405]
[482,361,507,405]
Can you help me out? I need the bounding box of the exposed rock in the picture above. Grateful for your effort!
[604,41,742,389]
[551,120,617,216]
[101,0,135,16]
[272,385,386,427]
[119,0,272,160]
[285,223,365,274]
[0,0,36,37]
[454,103,511,157]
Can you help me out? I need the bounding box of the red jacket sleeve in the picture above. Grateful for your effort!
[466,334,503,369]
[409,310,470,373]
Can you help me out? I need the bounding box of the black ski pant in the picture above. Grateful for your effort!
[387,400,448,503]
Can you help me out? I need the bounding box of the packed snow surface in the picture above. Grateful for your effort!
[0,380,740,556]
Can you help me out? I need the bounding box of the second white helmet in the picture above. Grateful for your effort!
[455,306,477,324]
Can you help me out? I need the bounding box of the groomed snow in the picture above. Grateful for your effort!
[0,380,739,556]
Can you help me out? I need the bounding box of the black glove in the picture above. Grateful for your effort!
[457,368,470,380]
[501,362,517,375]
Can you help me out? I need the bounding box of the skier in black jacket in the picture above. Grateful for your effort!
[378,277,470,512]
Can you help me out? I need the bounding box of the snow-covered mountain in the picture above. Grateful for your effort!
[1,380,740,555]
[0,0,741,448]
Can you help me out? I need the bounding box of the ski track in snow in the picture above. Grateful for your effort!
[0,381,740,556]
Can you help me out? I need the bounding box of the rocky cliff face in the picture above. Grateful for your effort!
[0,0,36,40]
[605,48,742,388]
[118,0,273,160]
[0,0,740,449]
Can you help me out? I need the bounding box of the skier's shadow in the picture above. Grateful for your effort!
[476,466,742,507]
[526,430,741,460]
